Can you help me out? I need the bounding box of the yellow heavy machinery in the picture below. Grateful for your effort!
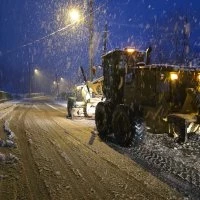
[95,47,200,146]
[67,67,103,118]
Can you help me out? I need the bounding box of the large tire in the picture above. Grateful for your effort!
[112,105,146,146]
[132,118,146,145]
[95,102,113,138]
[67,97,76,118]
[169,122,186,144]
[112,105,132,146]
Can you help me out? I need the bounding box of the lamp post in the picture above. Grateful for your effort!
[28,65,41,97]
[68,1,94,81]
[53,75,65,98]
[28,64,35,97]
[28,64,31,97]
[88,0,94,81]
[33,68,41,93]
[55,73,60,97]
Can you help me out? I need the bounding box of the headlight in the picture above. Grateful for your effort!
[76,85,83,90]
[197,73,200,81]
[170,72,178,81]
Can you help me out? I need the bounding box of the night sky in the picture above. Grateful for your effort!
[0,0,200,94]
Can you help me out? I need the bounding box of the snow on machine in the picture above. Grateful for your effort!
[95,47,200,146]
[67,67,103,119]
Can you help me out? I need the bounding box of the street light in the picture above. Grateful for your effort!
[69,8,81,23]
[54,73,60,97]
[34,68,39,75]
[68,2,94,81]
[28,64,39,97]
[53,75,66,97]
[33,68,42,93]
[88,0,94,81]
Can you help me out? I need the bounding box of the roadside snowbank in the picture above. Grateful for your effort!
[0,153,18,164]
[0,120,16,148]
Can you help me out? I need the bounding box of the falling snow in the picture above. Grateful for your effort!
[0,0,199,93]
[0,1,200,199]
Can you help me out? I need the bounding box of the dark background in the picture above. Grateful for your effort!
[0,0,200,94]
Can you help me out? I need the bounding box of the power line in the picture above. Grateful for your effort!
[2,22,76,56]
[1,1,108,57]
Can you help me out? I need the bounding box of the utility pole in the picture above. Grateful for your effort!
[29,54,34,97]
[55,73,60,97]
[183,16,190,65]
[29,64,32,97]
[88,0,94,81]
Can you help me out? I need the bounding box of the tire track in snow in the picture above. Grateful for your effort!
[38,104,181,200]
[24,109,98,200]
[45,103,66,114]
[9,104,51,200]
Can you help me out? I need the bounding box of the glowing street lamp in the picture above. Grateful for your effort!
[34,68,39,75]
[69,8,81,23]
[28,64,40,97]
[53,76,65,97]
[68,2,94,81]
[33,68,43,93]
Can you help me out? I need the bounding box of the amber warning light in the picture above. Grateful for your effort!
[197,73,200,81]
[125,47,136,53]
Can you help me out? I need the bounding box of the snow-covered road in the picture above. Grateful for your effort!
[0,99,184,199]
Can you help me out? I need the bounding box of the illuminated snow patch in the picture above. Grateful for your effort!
[0,153,18,164]
[4,120,15,140]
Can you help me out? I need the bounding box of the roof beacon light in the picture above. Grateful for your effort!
[125,47,135,53]
[170,72,178,81]
[197,73,200,81]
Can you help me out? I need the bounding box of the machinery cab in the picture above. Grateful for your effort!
[102,48,200,113]
[102,47,149,105]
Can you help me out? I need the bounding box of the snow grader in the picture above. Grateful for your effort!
[95,47,200,146]
[67,67,103,119]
